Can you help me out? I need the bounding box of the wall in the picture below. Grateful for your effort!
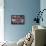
[40,0,46,27]
[0,0,4,42]
[4,0,40,42]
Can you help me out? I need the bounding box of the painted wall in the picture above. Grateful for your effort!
[4,0,40,42]
[40,0,46,27]
[0,0,4,42]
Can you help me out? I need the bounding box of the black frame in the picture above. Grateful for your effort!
[11,15,25,25]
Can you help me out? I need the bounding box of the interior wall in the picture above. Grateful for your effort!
[4,0,40,42]
[0,0,4,42]
[40,0,46,27]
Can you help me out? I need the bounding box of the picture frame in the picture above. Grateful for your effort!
[11,15,25,25]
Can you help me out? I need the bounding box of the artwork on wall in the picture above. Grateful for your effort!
[11,15,25,24]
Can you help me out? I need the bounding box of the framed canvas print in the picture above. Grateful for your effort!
[11,15,25,24]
